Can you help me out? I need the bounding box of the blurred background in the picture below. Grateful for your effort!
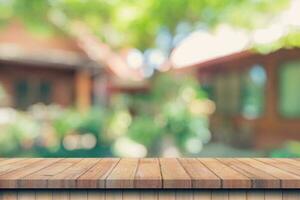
[0,0,300,157]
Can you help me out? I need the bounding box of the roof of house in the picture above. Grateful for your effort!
[0,20,148,89]
[0,21,99,69]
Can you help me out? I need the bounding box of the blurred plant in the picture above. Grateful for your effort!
[109,74,214,157]
[270,141,300,157]
[0,104,109,157]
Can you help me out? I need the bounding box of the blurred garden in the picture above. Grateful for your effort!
[0,75,214,157]
[1,0,300,158]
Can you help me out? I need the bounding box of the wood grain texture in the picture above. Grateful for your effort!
[239,158,300,188]
[285,159,300,168]
[0,159,42,177]
[0,159,25,167]
[159,158,191,188]
[78,158,119,188]
[1,190,300,200]
[200,158,251,188]
[228,191,246,200]
[282,190,300,200]
[1,158,300,189]
[35,191,52,200]
[175,190,193,200]
[106,158,138,188]
[52,191,69,200]
[219,158,280,188]
[0,159,60,188]
[70,191,87,200]
[247,191,264,200]
[135,158,162,188]
[104,190,122,200]
[48,159,98,188]
[17,191,35,200]
[140,190,158,200]
[20,158,80,188]
[87,191,105,200]
[123,191,140,200]
[211,191,229,200]
[179,158,221,188]
[0,191,17,200]
[265,191,282,200]
[257,158,300,177]
[193,191,211,200]
[158,191,176,200]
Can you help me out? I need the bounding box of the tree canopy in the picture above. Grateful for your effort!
[0,0,290,50]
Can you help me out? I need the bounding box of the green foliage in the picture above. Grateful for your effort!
[0,0,290,49]
[270,141,300,157]
[77,110,103,135]
[52,109,82,137]
[0,105,108,157]
[127,116,161,147]
[108,74,212,156]
[255,32,300,54]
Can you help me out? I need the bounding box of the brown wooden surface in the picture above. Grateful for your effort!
[0,158,300,189]
[1,190,298,200]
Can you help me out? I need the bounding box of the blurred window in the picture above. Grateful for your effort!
[15,79,52,109]
[241,64,266,118]
[38,81,52,104]
[214,72,240,115]
[15,80,30,110]
[279,61,300,117]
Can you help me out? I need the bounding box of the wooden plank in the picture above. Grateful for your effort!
[20,158,81,188]
[212,191,229,200]
[1,158,300,189]
[140,190,158,200]
[246,191,264,200]
[0,159,25,167]
[105,158,138,188]
[87,191,105,200]
[77,158,119,188]
[135,158,162,188]
[193,191,211,200]
[175,190,193,200]
[70,191,87,200]
[283,190,300,200]
[17,191,35,200]
[280,159,300,168]
[0,158,42,177]
[257,158,300,176]
[219,158,280,188]
[105,191,122,200]
[229,191,246,200]
[158,191,176,200]
[0,191,17,200]
[239,158,300,188]
[265,191,282,200]
[35,191,52,200]
[48,158,99,188]
[159,158,191,188]
[0,159,60,188]
[52,191,69,200]
[199,158,251,188]
[179,158,221,188]
[123,191,140,200]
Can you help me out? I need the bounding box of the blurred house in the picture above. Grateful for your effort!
[172,47,300,150]
[0,21,148,110]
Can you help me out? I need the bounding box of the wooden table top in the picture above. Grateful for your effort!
[0,158,300,189]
